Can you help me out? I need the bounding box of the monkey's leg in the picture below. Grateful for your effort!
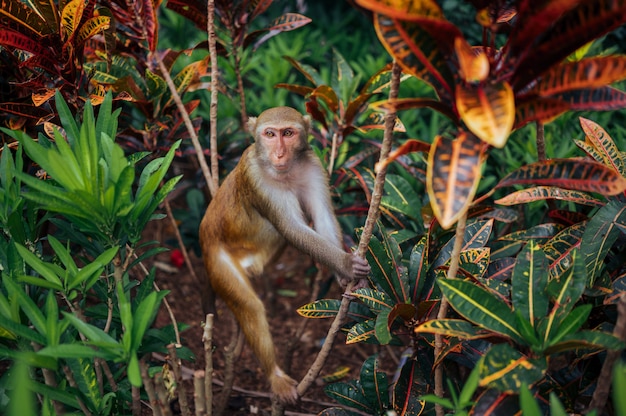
[214,254,298,404]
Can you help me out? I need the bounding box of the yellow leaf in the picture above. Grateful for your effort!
[456,81,515,148]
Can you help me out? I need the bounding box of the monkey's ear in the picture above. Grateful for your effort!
[247,117,258,135]
[303,115,311,135]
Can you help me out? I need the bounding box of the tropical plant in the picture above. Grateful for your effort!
[353,0,626,228]
[0,92,187,414]
[297,115,626,414]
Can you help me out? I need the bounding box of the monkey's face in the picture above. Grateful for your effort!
[257,124,307,173]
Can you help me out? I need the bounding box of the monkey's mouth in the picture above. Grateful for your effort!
[273,164,290,172]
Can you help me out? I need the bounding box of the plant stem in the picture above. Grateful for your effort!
[589,293,626,413]
[536,121,546,161]
[203,313,215,415]
[434,210,467,416]
[208,0,220,191]
[296,60,401,398]
[153,54,217,197]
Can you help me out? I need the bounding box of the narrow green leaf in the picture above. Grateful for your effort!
[47,235,78,275]
[132,290,167,351]
[414,318,483,339]
[70,246,118,291]
[519,384,543,416]
[548,304,592,346]
[66,357,102,410]
[511,241,549,326]
[544,330,624,354]
[54,90,80,143]
[15,243,63,289]
[374,308,392,345]
[127,352,142,387]
[62,312,120,349]
[580,200,626,284]
[438,278,523,342]
[4,276,47,336]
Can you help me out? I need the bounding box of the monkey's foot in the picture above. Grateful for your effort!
[270,368,298,404]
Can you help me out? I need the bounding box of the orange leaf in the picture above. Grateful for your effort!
[455,37,489,83]
[456,81,515,148]
[497,159,626,196]
[578,117,625,176]
[376,139,430,172]
[427,132,485,229]
[532,56,626,96]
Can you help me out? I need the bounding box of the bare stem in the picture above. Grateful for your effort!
[434,210,468,416]
[203,314,215,416]
[327,131,339,176]
[167,344,192,416]
[208,0,220,191]
[536,121,546,161]
[296,60,402,397]
[153,54,217,197]
[215,324,244,416]
[141,360,162,416]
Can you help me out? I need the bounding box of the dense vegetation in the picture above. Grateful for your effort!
[1,0,625,415]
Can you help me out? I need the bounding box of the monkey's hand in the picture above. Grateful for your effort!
[337,253,370,287]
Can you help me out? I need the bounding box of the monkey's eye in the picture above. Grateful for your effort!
[283,129,295,137]
[264,130,275,137]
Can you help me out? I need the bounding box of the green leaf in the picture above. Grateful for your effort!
[548,304,592,346]
[54,90,80,143]
[359,355,389,411]
[544,330,624,354]
[66,357,102,411]
[0,317,46,345]
[382,174,422,221]
[346,319,377,344]
[408,235,429,301]
[296,299,341,318]
[519,384,543,416]
[0,346,57,369]
[580,200,626,284]
[352,288,393,312]
[132,290,167,351]
[69,246,118,291]
[38,344,109,359]
[4,275,47,336]
[438,278,523,343]
[324,381,372,413]
[127,352,142,387]
[479,344,546,393]
[414,318,483,339]
[432,219,494,270]
[374,308,392,345]
[614,361,626,416]
[62,312,121,351]
[543,251,586,342]
[15,243,63,290]
[511,241,549,326]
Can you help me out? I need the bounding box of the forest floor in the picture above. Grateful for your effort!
[149,217,389,416]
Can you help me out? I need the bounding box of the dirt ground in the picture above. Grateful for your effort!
[150,222,386,416]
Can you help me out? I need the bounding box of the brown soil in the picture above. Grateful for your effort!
[150,222,386,415]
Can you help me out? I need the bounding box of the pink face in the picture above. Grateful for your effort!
[259,125,303,172]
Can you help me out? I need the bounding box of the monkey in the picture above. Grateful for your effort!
[199,106,370,404]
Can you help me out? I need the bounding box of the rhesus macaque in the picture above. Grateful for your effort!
[199,107,370,404]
